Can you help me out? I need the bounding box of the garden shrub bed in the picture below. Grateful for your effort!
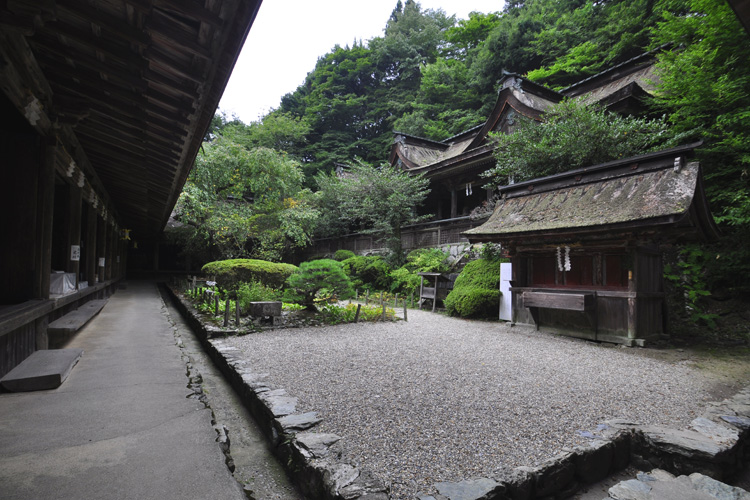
[201,259,298,290]
[182,284,398,334]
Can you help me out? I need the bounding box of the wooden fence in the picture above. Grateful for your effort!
[307,215,489,257]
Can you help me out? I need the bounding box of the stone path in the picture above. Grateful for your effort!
[0,281,246,500]
[161,288,302,500]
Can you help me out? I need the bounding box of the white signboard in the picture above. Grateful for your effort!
[70,245,81,262]
[98,257,106,267]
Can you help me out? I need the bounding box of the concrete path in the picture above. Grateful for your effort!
[162,287,302,499]
[0,281,246,500]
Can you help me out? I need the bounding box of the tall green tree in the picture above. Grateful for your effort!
[314,160,431,264]
[483,99,674,186]
[275,1,454,178]
[221,113,310,158]
[172,134,319,262]
[649,0,750,291]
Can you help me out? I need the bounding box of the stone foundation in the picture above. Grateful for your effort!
[166,285,389,500]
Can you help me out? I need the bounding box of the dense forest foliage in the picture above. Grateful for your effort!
[271,0,720,173]
[176,0,750,295]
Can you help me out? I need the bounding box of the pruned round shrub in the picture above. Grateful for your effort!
[334,249,356,261]
[444,258,501,318]
[283,259,354,311]
[201,259,298,290]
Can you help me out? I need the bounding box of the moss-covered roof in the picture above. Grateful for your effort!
[465,153,717,242]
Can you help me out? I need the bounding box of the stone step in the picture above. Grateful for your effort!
[0,348,84,392]
[48,299,107,336]
[607,469,750,500]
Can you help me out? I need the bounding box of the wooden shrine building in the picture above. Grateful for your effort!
[0,0,261,378]
[310,51,663,258]
[464,143,720,346]
[389,51,660,223]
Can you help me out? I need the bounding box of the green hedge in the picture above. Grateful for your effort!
[201,259,298,290]
[334,249,356,261]
[341,255,392,290]
[444,258,502,318]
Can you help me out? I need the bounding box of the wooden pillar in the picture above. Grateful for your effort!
[85,206,97,285]
[450,187,458,219]
[105,222,114,281]
[432,275,438,312]
[35,139,56,299]
[114,235,123,280]
[96,213,106,283]
[65,185,82,287]
[627,249,637,341]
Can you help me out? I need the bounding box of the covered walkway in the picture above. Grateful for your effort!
[0,281,245,500]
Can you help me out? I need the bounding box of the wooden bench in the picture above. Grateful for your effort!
[48,299,107,346]
[522,291,597,332]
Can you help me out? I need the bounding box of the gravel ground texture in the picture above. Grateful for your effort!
[225,309,717,499]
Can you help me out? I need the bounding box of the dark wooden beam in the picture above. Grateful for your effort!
[146,48,205,84]
[55,0,150,47]
[148,16,211,60]
[154,0,224,28]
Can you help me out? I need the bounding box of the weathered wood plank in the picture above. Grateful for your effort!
[522,291,594,311]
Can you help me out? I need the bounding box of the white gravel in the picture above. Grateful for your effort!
[224,309,713,499]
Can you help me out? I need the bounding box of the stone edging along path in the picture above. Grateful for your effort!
[164,286,750,500]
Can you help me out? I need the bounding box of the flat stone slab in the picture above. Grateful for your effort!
[1,348,84,392]
[434,478,504,500]
[295,432,341,459]
[277,411,323,431]
[639,425,726,459]
[720,415,750,430]
[606,469,750,500]
[258,389,297,417]
[48,300,107,335]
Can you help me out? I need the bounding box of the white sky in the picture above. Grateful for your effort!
[218,0,505,123]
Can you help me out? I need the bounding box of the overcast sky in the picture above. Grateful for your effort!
[218,1,505,123]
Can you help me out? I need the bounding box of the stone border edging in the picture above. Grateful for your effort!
[420,391,750,500]
[164,284,750,500]
[164,285,389,500]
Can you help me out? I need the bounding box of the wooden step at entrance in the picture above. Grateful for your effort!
[48,299,107,336]
[0,348,83,391]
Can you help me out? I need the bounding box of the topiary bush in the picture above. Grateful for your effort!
[334,249,356,261]
[444,258,502,318]
[201,259,298,291]
[283,259,354,311]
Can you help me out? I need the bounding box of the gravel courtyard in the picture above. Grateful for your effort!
[225,309,721,499]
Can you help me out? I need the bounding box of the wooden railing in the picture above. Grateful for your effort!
[307,215,490,256]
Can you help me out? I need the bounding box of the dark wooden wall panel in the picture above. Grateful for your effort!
[0,325,36,379]
[597,296,628,333]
